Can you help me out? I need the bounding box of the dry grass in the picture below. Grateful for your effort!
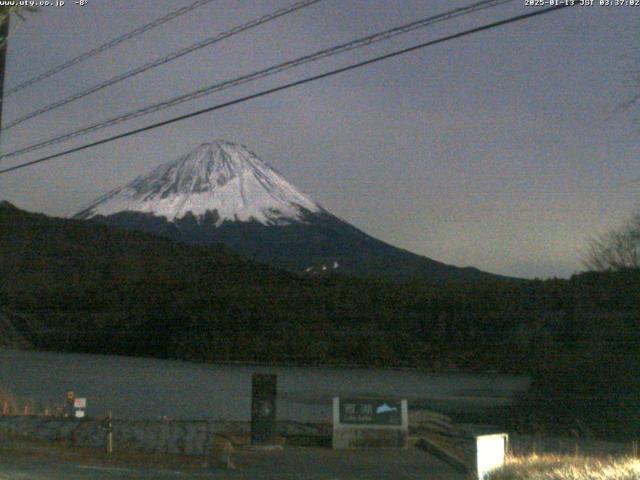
[0,388,29,415]
[486,454,640,480]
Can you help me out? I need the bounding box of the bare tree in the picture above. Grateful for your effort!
[619,59,640,113]
[584,209,640,271]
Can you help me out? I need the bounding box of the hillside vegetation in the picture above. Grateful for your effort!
[1,201,639,438]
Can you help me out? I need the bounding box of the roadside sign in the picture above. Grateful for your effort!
[66,390,74,402]
[339,398,402,425]
[75,410,85,418]
[333,397,408,449]
[74,398,86,409]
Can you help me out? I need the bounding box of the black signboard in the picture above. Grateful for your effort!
[251,374,277,445]
[339,398,402,426]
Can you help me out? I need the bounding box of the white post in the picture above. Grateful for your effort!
[107,411,113,454]
[476,433,508,480]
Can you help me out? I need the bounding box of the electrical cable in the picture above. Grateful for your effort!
[1,0,323,130]
[0,0,513,158]
[4,0,217,97]
[0,4,574,176]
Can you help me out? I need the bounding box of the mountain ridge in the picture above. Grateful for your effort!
[75,140,507,282]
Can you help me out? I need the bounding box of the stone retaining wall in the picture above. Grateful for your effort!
[0,409,460,456]
[0,416,330,455]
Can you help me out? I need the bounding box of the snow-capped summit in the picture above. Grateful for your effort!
[75,141,321,225]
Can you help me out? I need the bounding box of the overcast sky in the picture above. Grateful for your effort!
[0,0,638,279]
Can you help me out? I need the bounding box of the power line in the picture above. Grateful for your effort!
[0,0,513,159]
[0,4,575,176]
[4,0,217,97]
[2,0,323,131]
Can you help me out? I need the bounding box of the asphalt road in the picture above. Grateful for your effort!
[0,432,465,480]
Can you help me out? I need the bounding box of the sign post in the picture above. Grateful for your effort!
[251,374,277,446]
[106,411,113,454]
[65,390,75,418]
[332,397,408,449]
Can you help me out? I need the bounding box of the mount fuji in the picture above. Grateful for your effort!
[75,141,500,282]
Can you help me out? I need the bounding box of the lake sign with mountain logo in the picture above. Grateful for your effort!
[332,397,408,449]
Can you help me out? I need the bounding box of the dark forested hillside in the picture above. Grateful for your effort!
[85,209,504,283]
[2,202,638,368]
[2,202,639,437]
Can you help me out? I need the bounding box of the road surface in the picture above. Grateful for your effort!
[0,431,465,479]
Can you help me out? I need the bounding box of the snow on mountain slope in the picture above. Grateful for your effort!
[75,141,322,225]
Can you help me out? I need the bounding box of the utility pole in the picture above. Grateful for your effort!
[0,11,10,144]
